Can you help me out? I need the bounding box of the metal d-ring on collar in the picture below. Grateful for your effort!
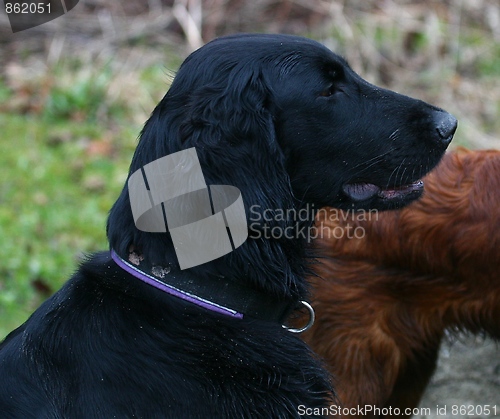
[282,300,315,334]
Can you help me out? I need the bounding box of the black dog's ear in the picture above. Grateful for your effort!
[179,67,279,154]
[175,66,295,226]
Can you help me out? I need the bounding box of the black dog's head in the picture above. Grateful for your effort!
[267,37,457,210]
[108,34,455,294]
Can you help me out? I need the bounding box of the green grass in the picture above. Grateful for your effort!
[44,66,115,122]
[0,112,139,337]
[0,53,176,338]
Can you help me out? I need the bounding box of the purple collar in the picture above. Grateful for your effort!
[110,249,310,329]
[111,250,243,318]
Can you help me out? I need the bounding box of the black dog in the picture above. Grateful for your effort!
[0,34,456,418]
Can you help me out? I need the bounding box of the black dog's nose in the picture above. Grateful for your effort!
[434,112,458,145]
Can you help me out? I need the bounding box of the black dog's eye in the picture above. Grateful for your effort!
[319,69,344,97]
[319,83,338,97]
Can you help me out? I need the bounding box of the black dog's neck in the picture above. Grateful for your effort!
[110,247,301,323]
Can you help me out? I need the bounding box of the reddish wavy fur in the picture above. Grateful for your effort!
[303,148,500,417]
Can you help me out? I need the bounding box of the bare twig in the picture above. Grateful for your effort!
[173,0,204,51]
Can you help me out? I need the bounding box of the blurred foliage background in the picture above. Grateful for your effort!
[0,0,499,338]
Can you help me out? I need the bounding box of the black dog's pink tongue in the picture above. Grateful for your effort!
[342,183,380,201]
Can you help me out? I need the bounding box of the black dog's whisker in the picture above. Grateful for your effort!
[386,159,404,189]
[348,149,393,172]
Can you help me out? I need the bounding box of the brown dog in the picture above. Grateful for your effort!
[303,148,500,417]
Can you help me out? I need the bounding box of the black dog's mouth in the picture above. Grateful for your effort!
[342,180,424,204]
